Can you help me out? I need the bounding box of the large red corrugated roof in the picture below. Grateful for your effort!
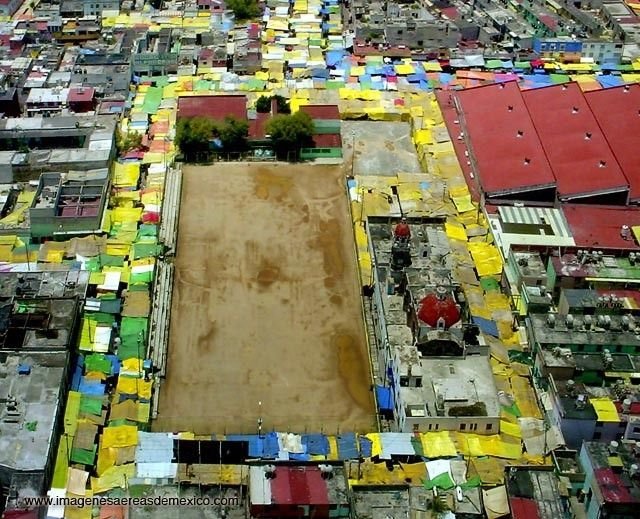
[562,204,640,250]
[585,84,640,202]
[522,83,628,201]
[270,466,329,505]
[454,81,556,197]
[177,95,248,121]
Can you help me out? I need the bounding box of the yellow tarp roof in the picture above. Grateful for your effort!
[591,397,620,422]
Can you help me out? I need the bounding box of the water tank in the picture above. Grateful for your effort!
[418,288,461,329]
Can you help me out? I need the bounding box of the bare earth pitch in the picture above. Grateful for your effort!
[153,163,375,434]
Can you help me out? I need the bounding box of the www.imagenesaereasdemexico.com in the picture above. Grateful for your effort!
[18,495,240,508]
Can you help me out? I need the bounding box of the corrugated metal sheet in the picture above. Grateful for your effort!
[250,466,272,505]
[523,83,629,201]
[498,206,572,238]
[177,95,247,121]
[586,85,640,202]
[270,466,329,505]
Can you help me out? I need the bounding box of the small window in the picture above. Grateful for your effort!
[435,423,439,430]
[415,377,422,388]
[559,44,566,51]
[633,426,640,434]
[428,423,433,431]
[413,424,420,433]
[486,423,493,431]
[540,43,547,51]
[400,376,409,387]
[460,423,466,431]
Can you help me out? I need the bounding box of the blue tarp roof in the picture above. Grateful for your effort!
[302,434,329,455]
[326,51,345,67]
[359,436,373,457]
[597,75,624,88]
[337,433,359,459]
[375,385,394,411]
[78,378,106,396]
[473,316,499,337]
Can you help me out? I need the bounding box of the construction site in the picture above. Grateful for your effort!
[153,163,376,434]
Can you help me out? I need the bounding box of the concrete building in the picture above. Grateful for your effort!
[25,87,70,117]
[533,36,624,63]
[528,287,640,447]
[367,217,500,433]
[579,441,640,519]
[355,2,460,50]
[60,0,120,17]
[0,271,88,507]
[72,51,133,99]
[29,169,109,238]
[0,115,116,183]
[132,28,179,76]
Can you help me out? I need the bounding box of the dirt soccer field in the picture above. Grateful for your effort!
[153,163,375,434]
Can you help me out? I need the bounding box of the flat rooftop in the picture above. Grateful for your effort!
[154,163,375,434]
[0,351,68,473]
[400,355,501,419]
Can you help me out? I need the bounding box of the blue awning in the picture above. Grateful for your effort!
[375,385,394,411]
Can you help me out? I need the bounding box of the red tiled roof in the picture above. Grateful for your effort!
[178,95,247,121]
[300,104,340,120]
[585,84,640,202]
[453,81,556,197]
[562,204,640,250]
[523,83,628,201]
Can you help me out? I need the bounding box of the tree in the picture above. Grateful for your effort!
[175,117,216,161]
[115,131,143,155]
[256,95,291,114]
[256,95,271,113]
[226,0,260,21]
[273,95,291,114]
[218,116,249,153]
[265,111,314,160]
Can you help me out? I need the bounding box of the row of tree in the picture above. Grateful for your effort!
[175,111,315,161]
